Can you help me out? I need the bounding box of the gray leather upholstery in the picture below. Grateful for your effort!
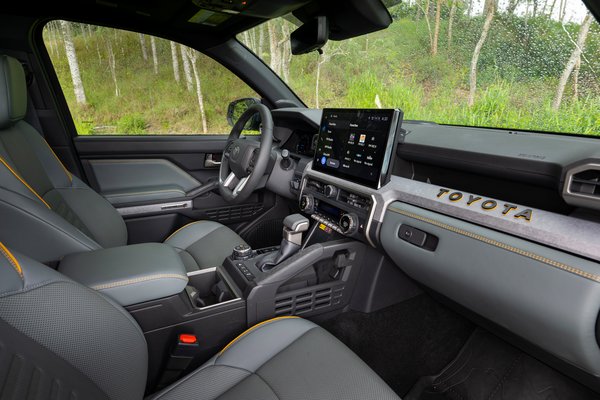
[0,244,400,400]
[0,55,26,129]
[0,245,148,400]
[58,243,189,306]
[165,221,248,272]
[0,55,245,268]
[150,317,401,400]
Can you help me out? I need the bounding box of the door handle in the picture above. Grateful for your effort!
[205,153,221,168]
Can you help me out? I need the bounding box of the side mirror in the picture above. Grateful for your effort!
[227,98,262,130]
[290,16,329,55]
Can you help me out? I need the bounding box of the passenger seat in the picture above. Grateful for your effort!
[0,243,401,400]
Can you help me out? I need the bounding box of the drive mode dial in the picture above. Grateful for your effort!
[339,213,358,235]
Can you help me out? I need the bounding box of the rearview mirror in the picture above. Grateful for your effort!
[227,98,262,130]
[290,16,329,55]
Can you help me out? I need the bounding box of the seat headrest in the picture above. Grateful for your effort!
[0,55,27,129]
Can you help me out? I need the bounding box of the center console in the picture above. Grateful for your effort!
[55,107,403,393]
[300,108,403,246]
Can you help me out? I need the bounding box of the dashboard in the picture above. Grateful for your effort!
[269,106,600,390]
[271,105,600,261]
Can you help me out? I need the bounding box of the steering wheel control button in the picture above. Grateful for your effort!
[232,244,252,260]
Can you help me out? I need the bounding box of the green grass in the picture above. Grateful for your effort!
[44,14,600,136]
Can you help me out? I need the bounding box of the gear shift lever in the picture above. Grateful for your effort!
[258,214,309,271]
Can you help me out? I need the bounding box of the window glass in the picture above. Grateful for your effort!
[240,1,599,136]
[43,21,258,135]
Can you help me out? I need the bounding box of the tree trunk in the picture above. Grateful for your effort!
[150,36,158,74]
[106,40,120,97]
[572,56,581,100]
[187,49,208,134]
[315,55,322,109]
[139,33,148,61]
[280,23,291,83]
[180,45,194,92]
[416,0,433,48]
[170,41,180,83]
[268,21,282,75]
[258,24,265,57]
[507,0,519,14]
[448,0,457,47]
[552,13,593,110]
[60,21,87,105]
[468,0,495,107]
[432,0,442,55]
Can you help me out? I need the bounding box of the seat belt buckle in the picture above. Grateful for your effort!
[157,333,200,388]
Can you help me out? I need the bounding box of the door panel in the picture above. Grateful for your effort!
[74,136,272,244]
[88,159,201,205]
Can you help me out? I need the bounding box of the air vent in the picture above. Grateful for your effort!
[569,170,600,196]
[274,286,345,317]
[204,204,263,222]
[563,163,600,211]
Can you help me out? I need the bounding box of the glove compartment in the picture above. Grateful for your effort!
[380,201,600,378]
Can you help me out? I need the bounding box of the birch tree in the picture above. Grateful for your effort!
[186,48,208,134]
[552,13,593,110]
[258,25,265,58]
[448,0,457,47]
[139,33,148,61]
[150,36,158,74]
[106,40,120,97]
[180,44,194,92]
[170,41,181,83]
[268,20,282,75]
[315,46,346,108]
[60,20,87,105]
[432,0,442,55]
[468,0,495,107]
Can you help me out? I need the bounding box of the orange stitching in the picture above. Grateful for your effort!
[0,242,23,279]
[219,316,300,355]
[0,156,51,209]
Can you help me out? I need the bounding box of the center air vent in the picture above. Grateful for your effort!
[563,163,600,211]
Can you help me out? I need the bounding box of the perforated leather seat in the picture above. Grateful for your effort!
[0,55,246,268]
[0,244,401,400]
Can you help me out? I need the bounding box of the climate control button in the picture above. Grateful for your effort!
[339,213,358,235]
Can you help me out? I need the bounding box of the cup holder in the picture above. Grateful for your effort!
[186,268,237,309]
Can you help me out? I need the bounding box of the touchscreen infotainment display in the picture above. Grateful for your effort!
[313,108,401,189]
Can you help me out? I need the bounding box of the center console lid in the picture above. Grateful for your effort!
[58,243,188,306]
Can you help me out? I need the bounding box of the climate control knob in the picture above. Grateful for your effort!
[300,194,314,213]
[339,213,358,235]
[324,184,338,198]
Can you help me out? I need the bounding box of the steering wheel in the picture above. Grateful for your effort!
[218,104,273,204]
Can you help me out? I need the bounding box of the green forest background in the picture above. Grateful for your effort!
[44,0,600,136]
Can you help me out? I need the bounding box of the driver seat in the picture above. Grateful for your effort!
[0,55,246,269]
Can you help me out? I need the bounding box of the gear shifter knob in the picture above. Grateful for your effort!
[257,214,310,272]
[283,214,310,245]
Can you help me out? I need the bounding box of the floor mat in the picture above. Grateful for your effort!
[321,294,474,396]
[405,329,598,400]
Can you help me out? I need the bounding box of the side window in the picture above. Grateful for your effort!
[42,21,259,135]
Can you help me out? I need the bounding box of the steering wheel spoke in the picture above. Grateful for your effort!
[233,176,249,197]
[222,172,237,189]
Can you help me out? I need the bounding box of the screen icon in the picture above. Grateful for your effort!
[349,133,356,142]
[321,156,327,165]
[359,134,366,144]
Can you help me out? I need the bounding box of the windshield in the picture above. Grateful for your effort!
[239,0,599,136]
